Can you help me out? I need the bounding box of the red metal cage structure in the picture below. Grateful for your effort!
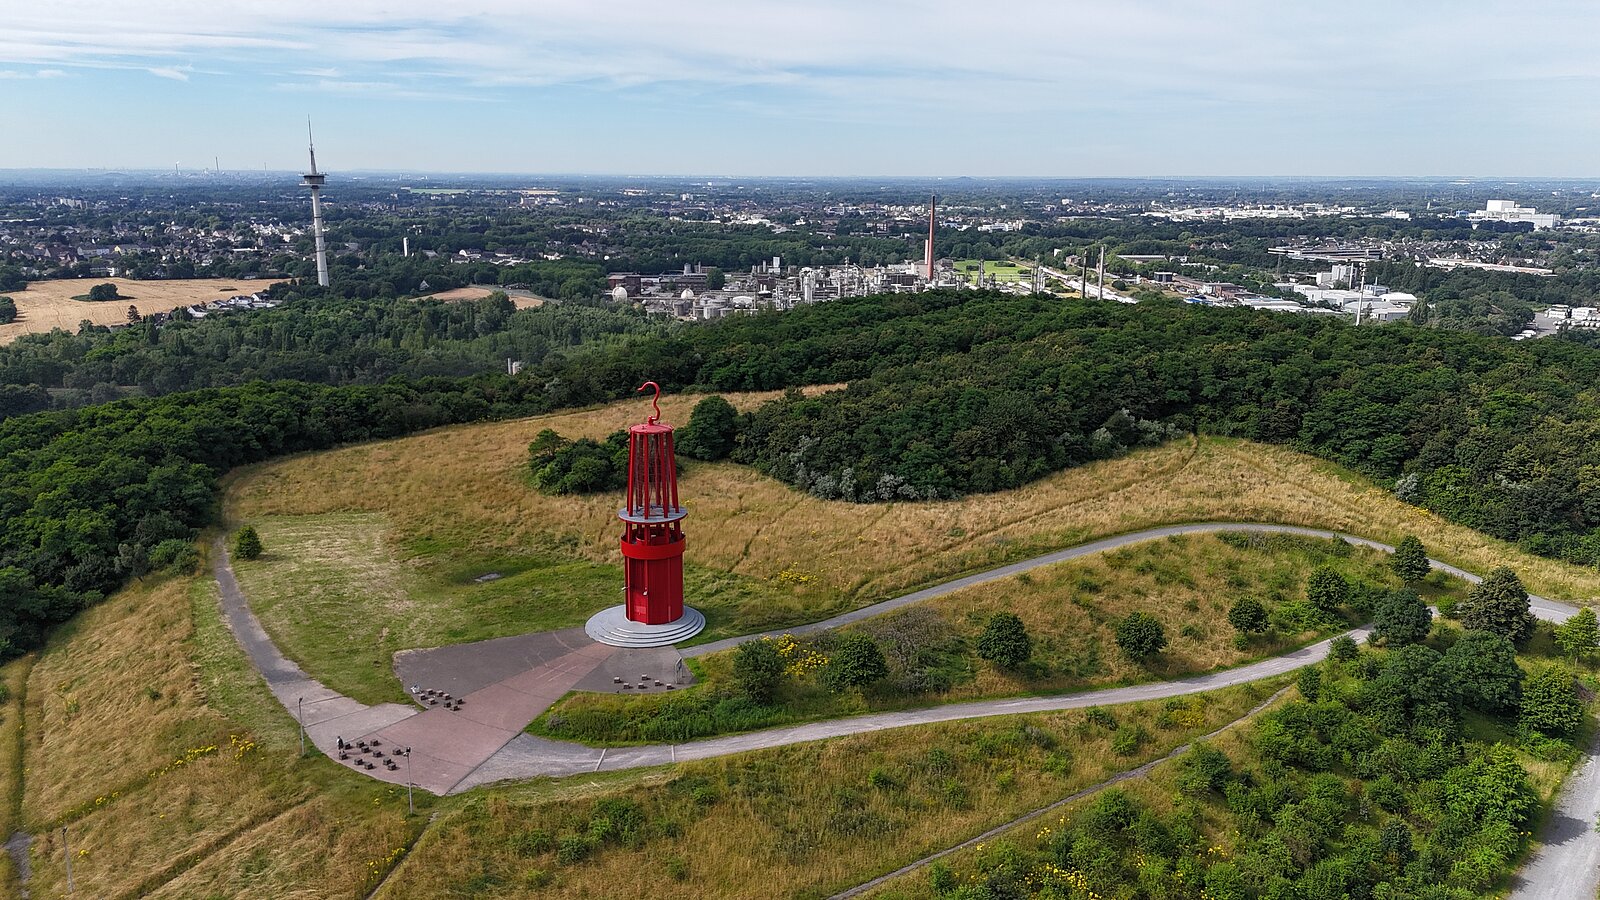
[618,382,687,625]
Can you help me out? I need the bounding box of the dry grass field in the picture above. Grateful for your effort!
[374,677,1289,900]
[0,277,283,345]
[421,285,545,308]
[7,568,419,899]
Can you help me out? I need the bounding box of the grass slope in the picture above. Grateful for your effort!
[10,567,423,899]
[374,678,1290,900]
[222,392,1600,704]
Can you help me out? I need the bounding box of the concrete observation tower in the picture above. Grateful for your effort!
[585,382,706,647]
[301,120,330,288]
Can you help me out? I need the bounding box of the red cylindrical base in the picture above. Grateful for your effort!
[620,534,686,625]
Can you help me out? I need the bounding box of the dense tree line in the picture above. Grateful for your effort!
[509,289,1600,566]
[0,293,659,417]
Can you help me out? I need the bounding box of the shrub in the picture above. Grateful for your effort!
[731,639,785,703]
[1458,567,1534,644]
[976,612,1032,669]
[1306,566,1349,620]
[823,633,888,691]
[0,296,14,325]
[1298,666,1322,701]
[1520,668,1583,737]
[528,428,630,495]
[555,834,591,865]
[677,395,742,460]
[1178,742,1233,794]
[1115,612,1167,660]
[1227,597,1268,635]
[1391,535,1431,582]
[867,767,897,790]
[929,861,958,894]
[231,526,263,560]
[1111,724,1147,755]
[1328,635,1359,661]
[1085,707,1118,730]
[1555,607,1599,662]
[1372,588,1432,646]
[148,538,200,573]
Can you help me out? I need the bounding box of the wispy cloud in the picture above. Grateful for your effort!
[146,66,189,81]
[0,67,65,79]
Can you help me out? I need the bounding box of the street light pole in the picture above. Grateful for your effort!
[405,747,414,814]
[297,697,305,756]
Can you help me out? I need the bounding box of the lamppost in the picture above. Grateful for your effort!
[296,696,305,756]
[403,747,413,814]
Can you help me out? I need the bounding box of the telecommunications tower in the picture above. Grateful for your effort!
[925,195,937,282]
[585,382,706,647]
[301,120,330,288]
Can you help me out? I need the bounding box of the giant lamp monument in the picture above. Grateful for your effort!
[585,382,706,647]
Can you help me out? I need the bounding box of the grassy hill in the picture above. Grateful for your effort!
[3,392,1598,897]
[222,391,1600,704]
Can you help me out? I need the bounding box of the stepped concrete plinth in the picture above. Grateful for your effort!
[585,605,705,648]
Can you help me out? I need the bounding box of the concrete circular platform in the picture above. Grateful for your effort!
[585,605,706,648]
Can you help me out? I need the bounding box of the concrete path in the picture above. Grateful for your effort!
[214,523,1582,795]
[1508,726,1600,900]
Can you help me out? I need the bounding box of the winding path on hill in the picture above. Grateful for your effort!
[213,523,1595,898]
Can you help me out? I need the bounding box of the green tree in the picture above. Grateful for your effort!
[0,296,15,325]
[677,396,741,461]
[1372,588,1432,646]
[147,538,199,573]
[1328,635,1360,661]
[731,638,786,704]
[1459,567,1534,644]
[705,268,726,290]
[976,612,1032,669]
[824,633,887,691]
[1555,607,1599,662]
[232,525,263,560]
[1444,630,1523,714]
[86,282,121,301]
[1520,668,1583,737]
[1115,612,1167,660]
[1298,666,1322,701]
[1391,535,1430,583]
[1227,597,1268,635]
[1306,566,1349,620]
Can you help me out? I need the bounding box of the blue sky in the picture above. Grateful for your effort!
[2,0,1598,175]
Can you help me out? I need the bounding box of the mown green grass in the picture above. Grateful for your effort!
[231,512,797,704]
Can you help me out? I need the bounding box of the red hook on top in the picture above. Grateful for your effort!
[638,381,662,424]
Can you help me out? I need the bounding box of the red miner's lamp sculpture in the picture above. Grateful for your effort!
[585,382,706,647]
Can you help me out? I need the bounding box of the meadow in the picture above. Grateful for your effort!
[0,277,282,344]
